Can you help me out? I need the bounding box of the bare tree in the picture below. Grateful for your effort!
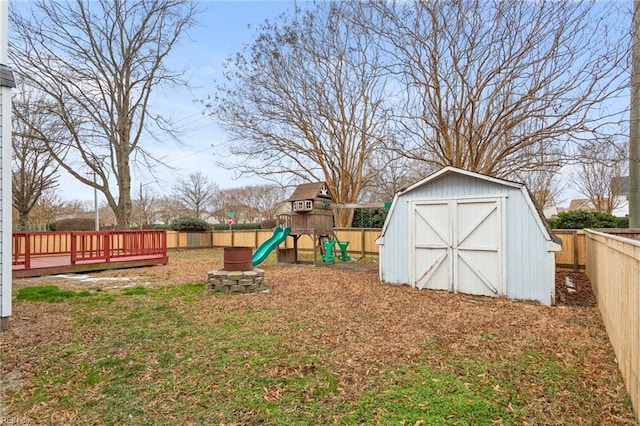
[630,0,640,227]
[157,196,186,225]
[210,188,235,223]
[360,150,431,202]
[172,172,218,218]
[208,2,394,226]
[516,168,566,218]
[361,1,628,177]
[134,185,160,228]
[11,92,60,229]
[240,184,289,221]
[575,139,628,214]
[211,188,251,224]
[9,0,200,228]
[16,189,65,230]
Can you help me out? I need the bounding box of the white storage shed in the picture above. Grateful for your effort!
[377,167,561,306]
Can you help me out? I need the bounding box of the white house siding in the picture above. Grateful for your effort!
[1,82,11,329]
[1,1,13,329]
[612,198,629,217]
[379,168,558,306]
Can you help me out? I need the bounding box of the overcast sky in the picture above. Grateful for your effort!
[51,1,298,202]
[13,0,622,207]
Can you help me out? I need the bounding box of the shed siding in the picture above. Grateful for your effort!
[503,186,554,305]
[379,194,410,284]
[380,170,555,305]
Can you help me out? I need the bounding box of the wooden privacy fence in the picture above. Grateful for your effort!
[585,229,639,417]
[554,230,587,270]
[166,229,591,265]
[553,229,640,270]
[166,228,381,257]
[166,228,593,266]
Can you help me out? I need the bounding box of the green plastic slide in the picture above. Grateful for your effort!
[252,226,291,266]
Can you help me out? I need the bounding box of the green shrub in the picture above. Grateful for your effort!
[615,216,629,228]
[351,207,389,228]
[50,218,96,231]
[212,223,261,230]
[552,211,619,229]
[168,216,212,232]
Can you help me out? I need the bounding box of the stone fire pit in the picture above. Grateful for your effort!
[206,268,265,293]
[207,247,266,293]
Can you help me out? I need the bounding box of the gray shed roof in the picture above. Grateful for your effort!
[381,166,561,247]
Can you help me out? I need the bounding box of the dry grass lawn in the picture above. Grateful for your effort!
[1,248,636,425]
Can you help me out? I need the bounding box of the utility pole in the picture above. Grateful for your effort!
[94,172,99,231]
[630,0,640,227]
[140,181,143,230]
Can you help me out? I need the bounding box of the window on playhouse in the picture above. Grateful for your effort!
[293,200,313,212]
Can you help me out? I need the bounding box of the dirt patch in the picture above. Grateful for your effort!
[555,270,597,307]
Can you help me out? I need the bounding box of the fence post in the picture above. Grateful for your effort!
[105,232,111,263]
[70,233,76,265]
[573,230,579,271]
[25,234,31,270]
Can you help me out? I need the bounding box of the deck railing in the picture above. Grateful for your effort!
[13,230,167,267]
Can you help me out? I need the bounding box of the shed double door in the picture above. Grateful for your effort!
[411,198,504,297]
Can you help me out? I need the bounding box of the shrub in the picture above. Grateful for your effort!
[168,216,212,232]
[50,218,96,231]
[552,211,619,229]
[212,223,261,230]
[546,216,559,229]
[351,207,390,228]
[615,216,629,229]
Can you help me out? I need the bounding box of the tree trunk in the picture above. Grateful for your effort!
[18,212,28,230]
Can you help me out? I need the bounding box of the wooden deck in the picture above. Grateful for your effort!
[12,230,168,278]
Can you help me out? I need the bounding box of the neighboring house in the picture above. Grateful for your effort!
[568,198,593,212]
[1,3,14,331]
[568,176,630,217]
[274,200,293,216]
[611,176,630,217]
